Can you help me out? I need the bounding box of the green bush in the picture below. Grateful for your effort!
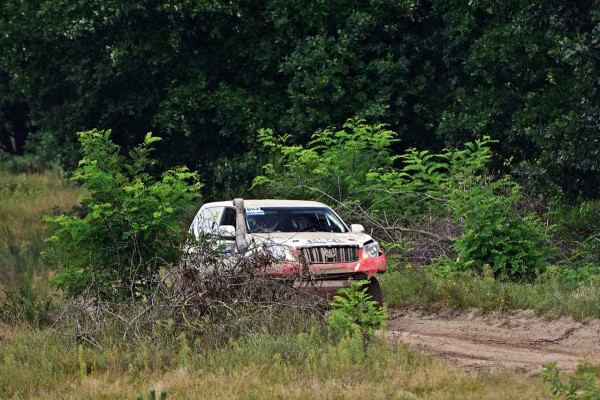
[328,280,387,342]
[446,178,551,280]
[252,118,400,208]
[415,137,553,280]
[44,129,200,300]
[542,359,600,400]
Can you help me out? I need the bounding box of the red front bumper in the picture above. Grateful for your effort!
[268,249,387,279]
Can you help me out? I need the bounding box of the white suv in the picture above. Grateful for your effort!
[187,198,387,302]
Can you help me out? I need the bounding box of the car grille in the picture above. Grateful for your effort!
[300,246,359,264]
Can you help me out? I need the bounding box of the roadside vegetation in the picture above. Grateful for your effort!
[1,124,599,398]
[2,138,551,400]
[253,120,600,316]
[381,269,600,321]
[1,323,552,399]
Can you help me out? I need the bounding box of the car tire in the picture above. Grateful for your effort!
[364,277,383,307]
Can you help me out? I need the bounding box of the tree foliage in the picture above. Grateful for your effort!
[436,0,600,198]
[44,130,200,300]
[252,119,399,205]
[0,0,597,199]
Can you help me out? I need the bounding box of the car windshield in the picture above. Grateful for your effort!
[245,207,348,233]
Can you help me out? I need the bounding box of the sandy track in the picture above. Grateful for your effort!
[386,307,600,373]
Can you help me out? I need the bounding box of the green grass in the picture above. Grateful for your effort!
[0,172,81,242]
[0,324,551,399]
[0,171,81,289]
[381,268,600,320]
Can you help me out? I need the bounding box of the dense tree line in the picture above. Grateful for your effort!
[0,0,598,199]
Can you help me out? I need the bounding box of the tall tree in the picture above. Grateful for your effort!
[0,72,29,155]
[1,0,597,199]
[434,0,600,198]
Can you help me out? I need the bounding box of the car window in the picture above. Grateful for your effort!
[220,207,236,227]
[245,207,347,233]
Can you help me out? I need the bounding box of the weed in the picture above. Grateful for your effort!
[136,389,168,400]
[328,280,387,342]
[542,359,600,399]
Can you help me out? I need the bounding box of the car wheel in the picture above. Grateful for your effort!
[364,277,383,306]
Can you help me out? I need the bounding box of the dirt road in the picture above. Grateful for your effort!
[386,306,600,374]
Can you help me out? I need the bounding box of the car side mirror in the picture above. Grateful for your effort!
[350,224,365,233]
[218,225,236,238]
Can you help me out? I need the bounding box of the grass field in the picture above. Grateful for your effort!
[380,267,600,321]
[0,172,81,291]
[0,324,551,399]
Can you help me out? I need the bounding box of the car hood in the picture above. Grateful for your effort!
[249,231,373,248]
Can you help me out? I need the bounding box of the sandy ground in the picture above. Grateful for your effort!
[386,306,600,374]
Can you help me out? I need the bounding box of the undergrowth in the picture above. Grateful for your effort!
[0,322,550,399]
[0,171,81,324]
[542,359,600,399]
[381,268,600,320]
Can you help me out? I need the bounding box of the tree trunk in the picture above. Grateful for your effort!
[11,102,28,155]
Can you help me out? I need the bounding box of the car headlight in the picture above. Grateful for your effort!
[263,243,287,260]
[363,241,381,259]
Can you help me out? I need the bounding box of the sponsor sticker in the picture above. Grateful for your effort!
[245,207,265,216]
[307,238,343,244]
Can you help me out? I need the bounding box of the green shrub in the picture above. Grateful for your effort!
[252,118,400,208]
[427,138,552,280]
[386,137,554,280]
[446,180,551,280]
[328,280,387,342]
[542,359,600,399]
[44,129,200,300]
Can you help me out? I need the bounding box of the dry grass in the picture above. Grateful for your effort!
[0,172,81,291]
[0,172,81,243]
[0,326,550,400]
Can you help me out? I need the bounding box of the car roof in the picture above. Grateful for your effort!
[201,199,330,208]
